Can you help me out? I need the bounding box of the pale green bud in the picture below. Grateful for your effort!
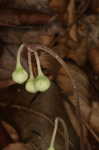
[34,75,51,92]
[12,65,28,84]
[25,78,37,93]
[48,147,55,150]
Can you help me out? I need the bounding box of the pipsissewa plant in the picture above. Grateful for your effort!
[12,43,76,96]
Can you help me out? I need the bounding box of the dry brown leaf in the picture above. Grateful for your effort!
[88,47,99,74]
[3,143,28,150]
[0,0,49,12]
[0,82,79,149]
[66,39,88,66]
[49,0,66,13]
[39,34,54,46]
[39,51,60,75]
[67,0,77,41]
[1,121,19,142]
[56,62,89,97]
[56,62,99,136]
[64,101,81,137]
[69,25,78,42]
[0,80,15,89]
[89,0,99,13]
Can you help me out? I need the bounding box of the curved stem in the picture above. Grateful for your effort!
[16,44,25,68]
[50,118,58,148]
[27,44,77,96]
[34,51,43,76]
[50,117,69,150]
[28,51,34,79]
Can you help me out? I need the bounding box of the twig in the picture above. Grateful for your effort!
[83,119,99,143]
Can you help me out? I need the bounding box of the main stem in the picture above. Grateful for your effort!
[16,44,25,68]
[50,118,58,148]
[27,51,34,79]
[34,51,43,76]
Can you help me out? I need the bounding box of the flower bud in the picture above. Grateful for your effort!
[48,147,55,150]
[34,75,51,92]
[25,78,37,93]
[12,65,28,84]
